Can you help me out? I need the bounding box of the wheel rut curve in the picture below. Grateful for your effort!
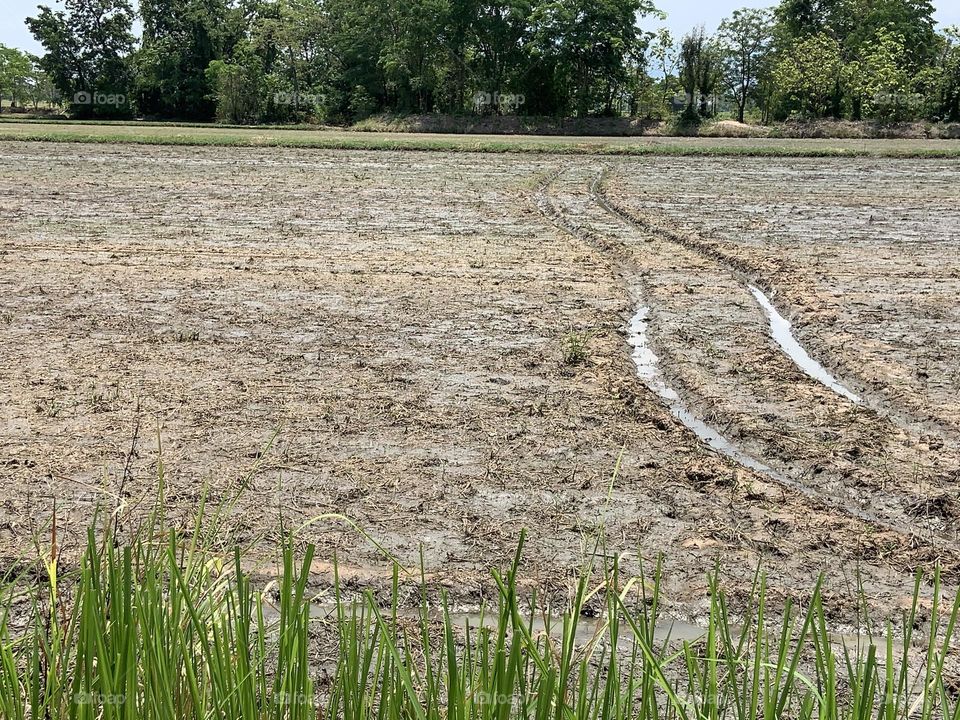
[591,168,960,446]
[532,164,960,556]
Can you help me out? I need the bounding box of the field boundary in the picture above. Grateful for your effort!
[3,124,960,158]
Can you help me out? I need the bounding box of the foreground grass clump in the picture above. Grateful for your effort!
[1,510,959,720]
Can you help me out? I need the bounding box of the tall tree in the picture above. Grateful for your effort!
[135,0,238,119]
[0,45,34,111]
[27,0,135,118]
[469,0,534,112]
[679,26,713,120]
[937,28,960,121]
[772,32,843,118]
[529,0,656,116]
[716,8,774,122]
[648,28,679,110]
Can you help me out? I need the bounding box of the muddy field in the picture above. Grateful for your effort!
[1,141,958,625]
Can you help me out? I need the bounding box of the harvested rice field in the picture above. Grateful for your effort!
[1,140,959,627]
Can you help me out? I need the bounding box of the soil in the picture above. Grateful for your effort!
[1,141,958,629]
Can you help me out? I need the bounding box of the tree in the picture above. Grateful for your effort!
[679,26,719,120]
[843,28,912,120]
[941,28,960,121]
[318,0,450,119]
[772,0,940,119]
[716,8,774,122]
[246,0,329,122]
[696,40,721,117]
[25,59,58,109]
[27,0,135,118]
[0,46,33,111]
[772,32,842,118]
[529,0,656,116]
[135,0,239,120]
[468,0,534,113]
[206,49,264,123]
[920,27,960,122]
[679,27,704,118]
[847,0,937,73]
[647,28,679,111]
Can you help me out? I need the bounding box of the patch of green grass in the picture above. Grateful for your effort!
[562,330,596,366]
[3,490,960,720]
[2,123,960,157]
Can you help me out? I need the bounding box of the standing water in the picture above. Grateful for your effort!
[627,306,786,479]
[748,286,861,404]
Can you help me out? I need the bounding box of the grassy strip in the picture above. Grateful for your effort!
[0,116,334,131]
[2,497,960,720]
[3,127,960,157]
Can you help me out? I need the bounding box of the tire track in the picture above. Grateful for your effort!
[534,164,960,555]
[591,169,960,445]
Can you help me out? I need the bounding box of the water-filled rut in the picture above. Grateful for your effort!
[627,306,783,479]
[748,285,861,404]
[535,165,960,552]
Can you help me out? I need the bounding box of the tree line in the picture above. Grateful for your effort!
[8,0,960,124]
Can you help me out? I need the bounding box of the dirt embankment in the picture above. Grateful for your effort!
[352,114,960,140]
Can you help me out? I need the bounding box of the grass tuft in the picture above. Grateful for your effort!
[2,504,959,720]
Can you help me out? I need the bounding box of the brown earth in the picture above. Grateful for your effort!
[0,141,958,628]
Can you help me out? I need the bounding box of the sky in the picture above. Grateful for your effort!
[2,0,959,55]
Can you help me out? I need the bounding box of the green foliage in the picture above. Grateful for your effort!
[3,506,960,720]
[716,9,775,122]
[773,33,843,118]
[0,46,35,110]
[768,0,943,121]
[26,0,135,119]
[679,28,703,118]
[843,28,912,120]
[206,53,264,123]
[134,0,239,120]
[251,0,329,123]
[561,329,594,366]
[12,0,960,124]
[0,497,317,720]
[932,27,960,121]
[528,0,654,116]
[678,27,721,121]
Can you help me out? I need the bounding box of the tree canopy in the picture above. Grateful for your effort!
[16,0,960,124]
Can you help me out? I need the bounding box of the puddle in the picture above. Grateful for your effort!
[454,611,705,646]
[267,599,902,656]
[749,286,861,404]
[628,306,785,480]
[268,599,706,646]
